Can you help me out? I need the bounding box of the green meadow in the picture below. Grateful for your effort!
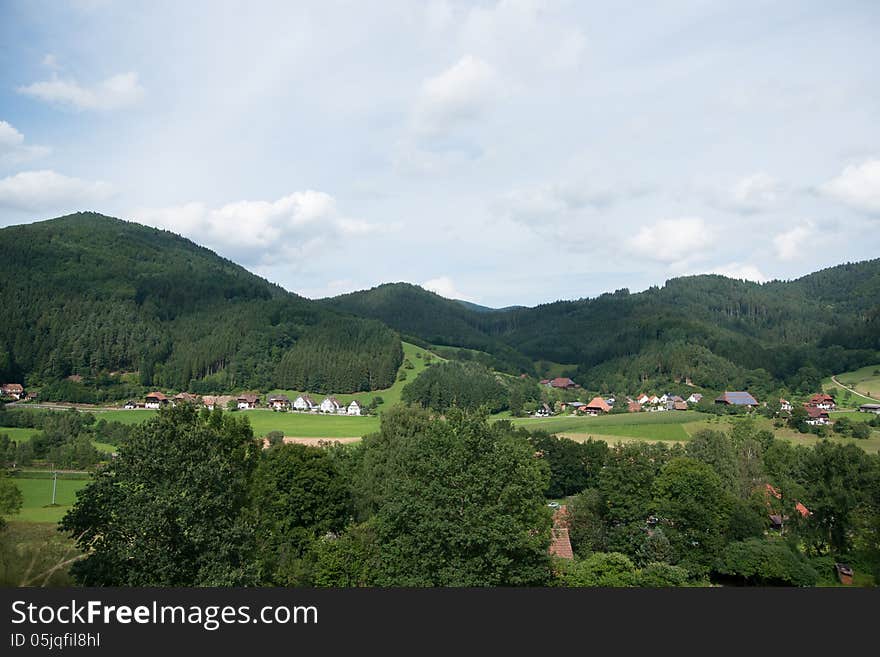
[0,427,42,442]
[9,476,89,523]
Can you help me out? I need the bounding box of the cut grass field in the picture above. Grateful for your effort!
[9,477,89,523]
[508,411,703,441]
[834,364,880,399]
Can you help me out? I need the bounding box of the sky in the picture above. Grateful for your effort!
[1,0,879,307]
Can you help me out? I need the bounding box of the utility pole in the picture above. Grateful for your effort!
[51,469,58,506]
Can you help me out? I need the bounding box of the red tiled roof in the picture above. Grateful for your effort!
[628,401,642,412]
[765,483,782,499]
[146,392,167,401]
[2,383,24,393]
[805,406,828,419]
[549,505,573,559]
[550,377,577,388]
[584,396,611,412]
[795,502,811,518]
[238,394,259,403]
[809,393,834,404]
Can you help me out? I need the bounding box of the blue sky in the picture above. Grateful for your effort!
[1,0,879,307]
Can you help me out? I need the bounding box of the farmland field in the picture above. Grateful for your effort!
[84,407,379,438]
[508,411,703,441]
[833,365,880,401]
[9,476,89,523]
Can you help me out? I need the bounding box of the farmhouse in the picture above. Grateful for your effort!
[859,403,880,414]
[145,392,169,409]
[123,400,137,409]
[807,393,836,410]
[173,392,201,405]
[237,393,260,410]
[779,399,792,412]
[715,391,759,407]
[805,406,830,426]
[346,400,362,416]
[636,394,650,405]
[293,394,317,412]
[686,393,703,404]
[268,395,291,411]
[0,383,25,399]
[547,377,578,389]
[535,402,553,417]
[202,394,235,410]
[582,396,612,415]
[320,396,342,413]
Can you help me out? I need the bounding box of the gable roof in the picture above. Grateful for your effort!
[808,393,835,404]
[268,395,291,403]
[146,391,167,401]
[805,406,829,419]
[584,396,611,412]
[237,393,260,403]
[549,377,577,388]
[716,391,758,406]
[549,505,574,559]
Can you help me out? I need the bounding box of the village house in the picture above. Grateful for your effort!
[346,400,362,416]
[173,392,201,405]
[636,393,650,405]
[666,396,688,411]
[805,406,830,426]
[534,402,553,417]
[268,395,291,411]
[546,377,578,390]
[779,399,792,412]
[293,394,317,412]
[320,396,342,413]
[715,391,759,407]
[581,396,611,415]
[237,393,260,410]
[123,400,137,409]
[1,383,25,399]
[202,394,235,410]
[859,403,880,414]
[686,393,703,404]
[647,395,660,405]
[807,393,836,410]
[145,392,169,409]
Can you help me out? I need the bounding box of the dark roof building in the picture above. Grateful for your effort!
[715,391,759,406]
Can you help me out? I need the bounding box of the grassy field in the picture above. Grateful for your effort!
[0,427,42,442]
[833,364,880,400]
[9,477,89,523]
[509,411,703,441]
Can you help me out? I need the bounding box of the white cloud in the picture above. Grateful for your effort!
[629,217,715,264]
[422,275,474,302]
[17,72,145,111]
[133,191,384,266]
[413,55,498,136]
[708,262,767,283]
[772,220,815,261]
[0,121,51,165]
[729,172,783,212]
[0,170,113,211]
[820,159,880,215]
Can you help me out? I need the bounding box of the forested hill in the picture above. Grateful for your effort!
[327,261,880,393]
[0,213,402,398]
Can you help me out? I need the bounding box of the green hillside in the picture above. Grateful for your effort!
[0,213,402,399]
[328,261,880,396]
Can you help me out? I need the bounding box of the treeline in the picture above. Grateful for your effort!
[58,405,552,586]
[400,361,512,413]
[0,407,133,469]
[326,262,880,391]
[48,405,880,587]
[275,320,402,393]
[0,213,402,396]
